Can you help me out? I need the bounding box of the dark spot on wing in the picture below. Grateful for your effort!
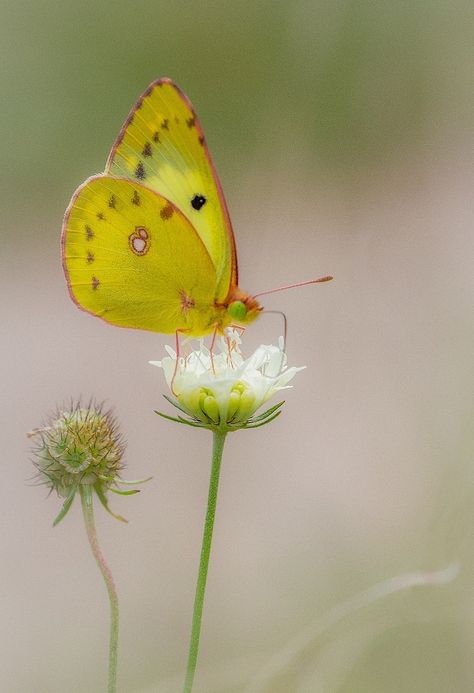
[87,251,94,264]
[161,119,169,131]
[153,131,160,143]
[97,212,105,220]
[85,225,94,240]
[92,276,100,290]
[160,205,174,220]
[135,162,145,180]
[186,116,196,128]
[198,135,205,147]
[108,194,116,209]
[191,194,206,211]
[132,190,140,206]
[142,142,152,157]
[180,290,195,313]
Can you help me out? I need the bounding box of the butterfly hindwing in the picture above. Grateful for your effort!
[62,176,218,334]
[105,78,237,302]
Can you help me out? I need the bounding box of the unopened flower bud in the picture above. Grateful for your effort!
[29,401,148,525]
[31,403,124,496]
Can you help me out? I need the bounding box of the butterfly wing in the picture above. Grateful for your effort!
[105,78,237,302]
[61,176,218,333]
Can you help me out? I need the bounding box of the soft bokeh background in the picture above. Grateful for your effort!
[2,1,473,691]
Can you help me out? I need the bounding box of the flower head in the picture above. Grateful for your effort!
[151,333,304,431]
[29,400,149,525]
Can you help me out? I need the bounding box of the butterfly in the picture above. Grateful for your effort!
[62,78,331,341]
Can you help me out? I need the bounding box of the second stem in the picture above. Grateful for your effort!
[80,485,119,693]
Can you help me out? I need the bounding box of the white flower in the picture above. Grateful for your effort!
[150,332,305,430]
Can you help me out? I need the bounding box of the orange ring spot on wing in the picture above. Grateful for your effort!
[129,226,150,256]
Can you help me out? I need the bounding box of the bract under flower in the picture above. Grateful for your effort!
[150,333,305,429]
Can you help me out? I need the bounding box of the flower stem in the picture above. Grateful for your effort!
[183,429,227,693]
[80,485,119,693]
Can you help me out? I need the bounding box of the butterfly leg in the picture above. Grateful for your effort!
[226,324,246,367]
[224,332,236,368]
[209,323,220,375]
[229,324,246,338]
[171,329,190,396]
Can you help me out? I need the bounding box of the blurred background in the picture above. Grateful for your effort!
[2,1,473,691]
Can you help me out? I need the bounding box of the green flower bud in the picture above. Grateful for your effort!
[202,395,220,423]
[226,391,241,420]
[32,403,124,496]
[29,401,149,525]
[236,389,256,421]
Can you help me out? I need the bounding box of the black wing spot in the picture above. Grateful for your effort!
[108,194,116,208]
[135,162,146,179]
[153,131,160,143]
[191,194,206,211]
[132,190,140,206]
[161,119,169,131]
[142,142,152,157]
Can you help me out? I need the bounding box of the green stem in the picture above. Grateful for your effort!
[183,429,227,693]
[80,486,119,693]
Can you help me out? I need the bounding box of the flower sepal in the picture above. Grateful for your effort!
[155,395,285,433]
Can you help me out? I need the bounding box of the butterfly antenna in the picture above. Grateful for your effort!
[261,310,287,351]
[253,276,333,300]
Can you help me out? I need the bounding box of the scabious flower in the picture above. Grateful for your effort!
[150,333,305,431]
[151,333,304,691]
[29,400,147,525]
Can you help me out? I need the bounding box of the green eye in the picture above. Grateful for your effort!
[228,300,247,321]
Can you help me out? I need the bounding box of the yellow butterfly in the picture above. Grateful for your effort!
[62,78,331,339]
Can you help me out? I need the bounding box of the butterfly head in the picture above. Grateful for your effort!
[225,288,261,327]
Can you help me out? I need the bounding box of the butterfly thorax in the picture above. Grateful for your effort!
[181,288,261,337]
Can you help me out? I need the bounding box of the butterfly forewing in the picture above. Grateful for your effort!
[105,79,237,302]
[62,176,218,334]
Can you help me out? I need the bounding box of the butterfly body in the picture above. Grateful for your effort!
[62,78,261,336]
